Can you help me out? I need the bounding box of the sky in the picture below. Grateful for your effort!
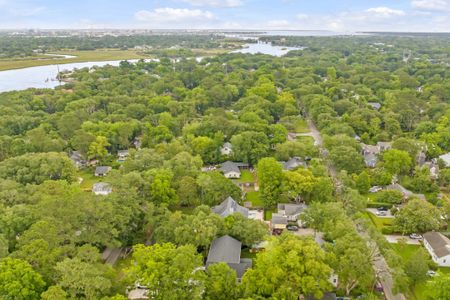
[0,0,449,32]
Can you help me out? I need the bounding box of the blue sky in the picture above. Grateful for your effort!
[1,0,449,31]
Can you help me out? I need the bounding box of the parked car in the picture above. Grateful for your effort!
[286,224,299,231]
[409,233,423,240]
[427,270,437,277]
[377,206,388,212]
[369,186,382,193]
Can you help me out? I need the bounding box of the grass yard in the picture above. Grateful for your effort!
[241,248,257,259]
[391,243,421,262]
[246,191,263,207]
[293,118,309,133]
[237,170,256,183]
[264,209,275,221]
[365,212,394,232]
[296,136,315,145]
[0,49,153,71]
[77,168,104,191]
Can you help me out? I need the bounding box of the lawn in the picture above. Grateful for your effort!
[241,248,257,259]
[0,49,153,71]
[296,136,315,145]
[77,168,104,191]
[246,191,263,207]
[264,209,275,221]
[293,118,309,133]
[391,243,421,262]
[237,170,256,183]
[365,212,394,232]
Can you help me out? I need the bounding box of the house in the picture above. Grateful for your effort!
[277,203,307,222]
[220,142,233,156]
[280,157,307,171]
[271,213,288,231]
[219,161,249,179]
[423,232,450,267]
[95,166,112,177]
[133,137,142,150]
[364,153,378,168]
[92,182,112,196]
[417,151,427,167]
[385,183,414,199]
[117,150,129,162]
[69,151,87,169]
[368,102,381,110]
[361,143,380,156]
[206,235,252,280]
[127,288,149,300]
[439,152,450,167]
[377,141,392,152]
[212,196,249,218]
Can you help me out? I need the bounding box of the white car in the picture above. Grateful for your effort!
[376,211,387,216]
[409,233,423,240]
[427,270,437,277]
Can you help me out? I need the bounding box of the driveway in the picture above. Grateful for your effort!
[366,208,394,218]
[384,235,422,245]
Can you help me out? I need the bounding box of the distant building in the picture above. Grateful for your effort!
[280,157,307,171]
[117,150,129,162]
[95,166,112,177]
[368,102,381,110]
[271,213,288,230]
[220,142,233,156]
[439,152,450,167]
[277,203,307,222]
[127,288,149,300]
[70,151,87,169]
[377,142,392,152]
[364,153,378,168]
[206,235,252,280]
[92,182,112,196]
[423,232,450,267]
[219,161,249,179]
[212,196,249,218]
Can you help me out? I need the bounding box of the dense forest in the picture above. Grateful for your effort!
[0,35,449,299]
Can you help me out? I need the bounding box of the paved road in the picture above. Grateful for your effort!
[384,235,421,245]
[307,118,406,300]
[366,208,395,218]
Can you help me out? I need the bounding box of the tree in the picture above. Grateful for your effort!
[231,131,269,165]
[374,190,403,204]
[197,171,241,206]
[383,149,412,176]
[329,146,364,174]
[204,263,238,300]
[88,136,110,160]
[241,234,332,300]
[148,169,178,205]
[41,286,68,300]
[426,273,450,300]
[404,248,430,287]
[394,199,442,234]
[0,258,46,300]
[257,157,284,208]
[224,213,268,247]
[355,171,371,194]
[282,168,317,202]
[128,243,206,300]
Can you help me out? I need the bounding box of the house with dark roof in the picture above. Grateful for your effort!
[364,153,378,168]
[206,235,252,280]
[423,232,450,267]
[280,157,307,171]
[271,213,288,231]
[117,150,129,162]
[92,182,112,196]
[95,166,112,177]
[219,161,249,179]
[212,196,249,218]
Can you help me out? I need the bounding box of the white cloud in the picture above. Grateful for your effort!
[296,14,309,20]
[267,20,290,28]
[9,6,45,17]
[411,0,450,11]
[365,7,406,17]
[135,7,215,23]
[179,0,243,7]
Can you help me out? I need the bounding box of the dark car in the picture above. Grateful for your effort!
[286,224,299,231]
[377,206,388,212]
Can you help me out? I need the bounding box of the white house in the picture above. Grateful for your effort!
[92,182,112,196]
[439,152,450,167]
[423,232,450,267]
[220,142,233,156]
[219,161,249,179]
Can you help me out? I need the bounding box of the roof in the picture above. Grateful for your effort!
[271,213,288,225]
[385,184,413,198]
[128,288,149,300]
[364,153,378,166]
[377,141,392,148]
[92,182,112,192]
[219,161,241,174]
[95,166,111,174]
[439,152,450,166]
[368,102,381,110]
[281,157,306,170]
[118,150,129,156]
[277,203,307,216]
[424,232,450,258]
[70,151,86,162]
[222,142,232,149]
[212,196,249,218]
[362,144,380,155]
[229,258,252,279]
[207,235,242,264]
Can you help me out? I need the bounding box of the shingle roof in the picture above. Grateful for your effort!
[439,152,450,167]
[368,102,381,110]
[207,235,242,264]
[277,203,307,216]
[271,213,288,225]
[212,197,249,218]
[281,157,306,170]
[222,142,232,149]
[95,166,111,174]
[92,182,112,193]
[219,161,240,174]
[424,232,450,258]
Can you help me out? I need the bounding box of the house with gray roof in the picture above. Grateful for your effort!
[423,232,450,267]
[377,141,392,152]
[368,102,381,110]
[277,203,307,222]
[95,166,112,177]
[92,182,112,196]
[117,150,129,162]
[212,196,249,218]
[206,235,252,280]
[439,152,450,167]
[271,213,288,230]
[281,157,307,171]
[70,151,87,169]
[219,161,249,179]
[220,142,233,156]
[364,153,378,168]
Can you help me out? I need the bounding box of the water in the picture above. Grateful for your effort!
[232,42,303,57]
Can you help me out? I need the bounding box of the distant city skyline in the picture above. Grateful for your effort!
[1,0,449,32]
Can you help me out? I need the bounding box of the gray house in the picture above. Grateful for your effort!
[219,161,250,179]
[92,182,112,196]
[95,166,112,177]
[206,235,252,280]
[70,151,87,169]
[277,203,307,222]
[212,196,249,218]
[281,157,307,171]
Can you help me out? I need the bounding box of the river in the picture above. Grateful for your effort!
[0,42,301,93]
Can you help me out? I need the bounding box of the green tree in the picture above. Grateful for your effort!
[41,286,68,300]
[88,136,110,160]
[426,273,450,300]
[257,157,284,208]
[404,248,429,287]
[224,213,268,247]
[231,131,269,165]
[148,169,178,205]
[394,199,442,234]
[241,234,332,300]
[204,263,238,300]
[355,171,371,194]
[0,257,46,300]
[329,146,364,174]
[128,243,206,300]
[383,149,412,176]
